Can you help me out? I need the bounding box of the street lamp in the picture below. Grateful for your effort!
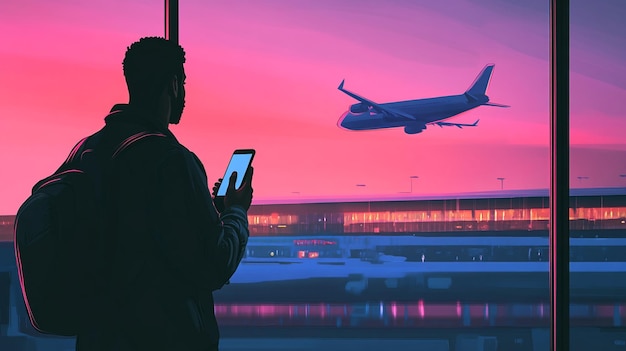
[497,177,505,190]
[356,184,367,195]
[576,176,589,187]
[410,175,419,193]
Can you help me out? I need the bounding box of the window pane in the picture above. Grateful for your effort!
[570,0,626,349]
[193,1,551,349]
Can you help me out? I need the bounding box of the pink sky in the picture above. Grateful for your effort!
[1,0,625,214]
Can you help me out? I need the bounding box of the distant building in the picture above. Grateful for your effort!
[247,188,626,236]
[0,216,13,242]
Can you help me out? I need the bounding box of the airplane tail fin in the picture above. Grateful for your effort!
[465,64,495,97]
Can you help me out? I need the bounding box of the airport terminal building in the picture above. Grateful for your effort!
[246,187,626,236]
[231,188,625,264]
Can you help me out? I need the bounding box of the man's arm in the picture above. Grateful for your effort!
[215,205,249,283]
[154,148,250,292]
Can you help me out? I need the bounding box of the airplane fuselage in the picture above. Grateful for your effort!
[338,94,488,131]
[336,64,505,134]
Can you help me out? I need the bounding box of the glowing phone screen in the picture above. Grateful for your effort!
[216,152,254,196]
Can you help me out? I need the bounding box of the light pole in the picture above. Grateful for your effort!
[356,183,367,197]
[497,177,505,190]
[410,175,419,193]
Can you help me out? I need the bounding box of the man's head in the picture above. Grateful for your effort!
[123,37,186,125]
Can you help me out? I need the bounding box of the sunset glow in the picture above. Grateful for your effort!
[1,0,625,214]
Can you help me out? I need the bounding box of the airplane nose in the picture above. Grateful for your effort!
[337,111,349,129]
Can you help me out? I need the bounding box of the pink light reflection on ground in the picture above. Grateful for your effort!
[213,302,624,327]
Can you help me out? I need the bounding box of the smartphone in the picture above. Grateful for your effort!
[216,149,255,196]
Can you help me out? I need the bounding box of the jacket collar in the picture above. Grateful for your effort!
[105,104,177,141]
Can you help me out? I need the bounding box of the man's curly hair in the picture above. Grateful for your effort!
[123,37,186,102]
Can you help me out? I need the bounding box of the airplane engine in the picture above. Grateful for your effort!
[404,124,426,134]
[349,103,369,114]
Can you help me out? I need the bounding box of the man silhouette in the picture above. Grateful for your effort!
[76,37,253,351]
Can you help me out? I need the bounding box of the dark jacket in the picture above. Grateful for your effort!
[76,105,249,351]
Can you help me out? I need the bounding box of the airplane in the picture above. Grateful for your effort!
[337,64,509,134]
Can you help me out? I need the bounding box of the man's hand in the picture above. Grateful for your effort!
[211,178,226,213]
[225,167,253,211]
[212,167,254,212]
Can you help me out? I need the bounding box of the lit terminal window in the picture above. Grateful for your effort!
[293,240,337,246]
[247,214,299,225]
[531,208,550,220]
[600,207,626,219]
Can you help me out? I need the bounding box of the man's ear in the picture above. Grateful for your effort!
[170,75,180,98]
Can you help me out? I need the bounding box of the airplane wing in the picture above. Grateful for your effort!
[430,119,480,129]
[484,102,510,108]
[338,80,416,121]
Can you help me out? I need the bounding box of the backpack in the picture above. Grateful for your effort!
[13,123,166,336]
